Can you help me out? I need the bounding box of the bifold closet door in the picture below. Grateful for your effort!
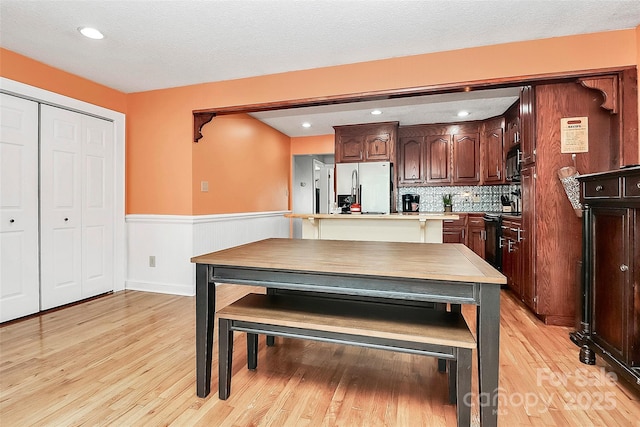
[40,105,114,310]
[0,94,40,322]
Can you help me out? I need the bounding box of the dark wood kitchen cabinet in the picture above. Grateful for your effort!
[334,122,398,163]
[452,133,480,184]
[442,214,466,244]
[501,216,522,297]
[504,100,520,150]
[467,214,486,258]
[425,134,452,184]
[519,85,536,165]
[520,165,536,311]
[481,124,504,185]
[572,166,640,391]
[397,136,424,185]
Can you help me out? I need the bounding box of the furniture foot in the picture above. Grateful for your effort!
[579,345,596,365]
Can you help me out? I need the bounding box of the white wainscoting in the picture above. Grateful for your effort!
[126,211,291,295]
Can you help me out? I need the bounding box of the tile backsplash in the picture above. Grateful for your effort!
[398,184,521,213]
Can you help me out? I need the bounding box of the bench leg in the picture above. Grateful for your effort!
[456,348,472,427]
[218,318,233,400]
[247,333,258,370]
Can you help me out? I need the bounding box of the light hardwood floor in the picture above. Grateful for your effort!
[1,285,638,426]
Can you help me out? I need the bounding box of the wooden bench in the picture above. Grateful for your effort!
[217,293,476,427]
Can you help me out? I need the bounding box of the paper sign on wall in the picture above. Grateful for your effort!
[561,117,589,153]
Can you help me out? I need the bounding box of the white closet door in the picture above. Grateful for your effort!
[40,105,115,309]
[81,114,113,298]
[0,94,40,322]
[40,105,83,309]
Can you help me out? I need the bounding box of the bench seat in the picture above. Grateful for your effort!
[217,293,476,427]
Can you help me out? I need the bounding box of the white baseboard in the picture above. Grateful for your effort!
[126,211,291,296]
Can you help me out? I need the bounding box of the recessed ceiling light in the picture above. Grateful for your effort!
[78,27,104,40]
[457,110,470,117]
[371,110,382,115]
[302,122,311,128]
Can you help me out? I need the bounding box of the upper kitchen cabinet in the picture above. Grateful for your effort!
[398,123,481,187]
[519,85,536,165]
[452,132,480,185]
[504,100,520,150]
[398,136,424,185]
[481,117,505,185]
[426,134,452,184]
[334,122,398,163]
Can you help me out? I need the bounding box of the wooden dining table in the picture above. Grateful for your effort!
[191,238,505,427]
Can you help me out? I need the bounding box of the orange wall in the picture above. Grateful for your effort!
[2,29,639,215]
[0,48,127,113]
[193,114,290,215]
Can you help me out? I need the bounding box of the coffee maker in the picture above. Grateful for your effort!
[402,194,420,212]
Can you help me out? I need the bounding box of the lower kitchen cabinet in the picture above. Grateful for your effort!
[467,213,486,258]
[442,214,466,244]
[573,166,640,391]
[501,216,522,296]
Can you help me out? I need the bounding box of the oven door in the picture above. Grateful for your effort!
[483,214,502,271]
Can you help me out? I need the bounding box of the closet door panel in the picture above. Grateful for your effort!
[82,115,113,298]
[40,105,82,310]
[0,94,39,322]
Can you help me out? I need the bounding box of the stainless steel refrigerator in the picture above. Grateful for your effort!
[335,161,391,214]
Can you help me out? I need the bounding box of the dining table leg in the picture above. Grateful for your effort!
[196,263,216,398]
[477,284,500,427]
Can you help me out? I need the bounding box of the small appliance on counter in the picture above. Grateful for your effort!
[402,194,420,212]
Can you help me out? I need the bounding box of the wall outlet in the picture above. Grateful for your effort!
[200,181,209,192]
[149,255,156,267]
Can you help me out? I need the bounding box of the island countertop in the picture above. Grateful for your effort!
[285,212,459,243]
[285,212,459,220]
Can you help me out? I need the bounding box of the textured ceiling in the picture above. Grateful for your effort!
[2,0,639,94]
[2,0,639,136]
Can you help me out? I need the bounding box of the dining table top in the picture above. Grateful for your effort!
[191,238,506,285]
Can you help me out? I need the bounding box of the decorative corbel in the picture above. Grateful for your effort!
[578,76,619,114]
[193,112,216,142]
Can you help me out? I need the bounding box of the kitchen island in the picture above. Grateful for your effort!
[286,213,459,243]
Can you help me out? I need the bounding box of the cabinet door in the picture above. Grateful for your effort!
[336,133,363,163]
[443,228,465,244]
[467,215,486,258]
[364,132,391,161]
[398,136,423,184]
[425,134,451,184]
[591,207,629,363]
[0,94,40,322]
[452,133,480,184]
[521,166,536,310]
[482,128,503,184]
[468,227,485,258]
[520,85,536,165]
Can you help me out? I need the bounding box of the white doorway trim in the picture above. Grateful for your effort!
[1,77,126,292]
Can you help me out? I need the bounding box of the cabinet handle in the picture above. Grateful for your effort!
[508,240,514,253]
[620,264,629,272]
[499,237,505,248]
[595,185,604,192]
[637,182,640,189]
[9,218,15,223]
[64,217,69,222]
[497,168,501,180]
[517,228,523,242]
